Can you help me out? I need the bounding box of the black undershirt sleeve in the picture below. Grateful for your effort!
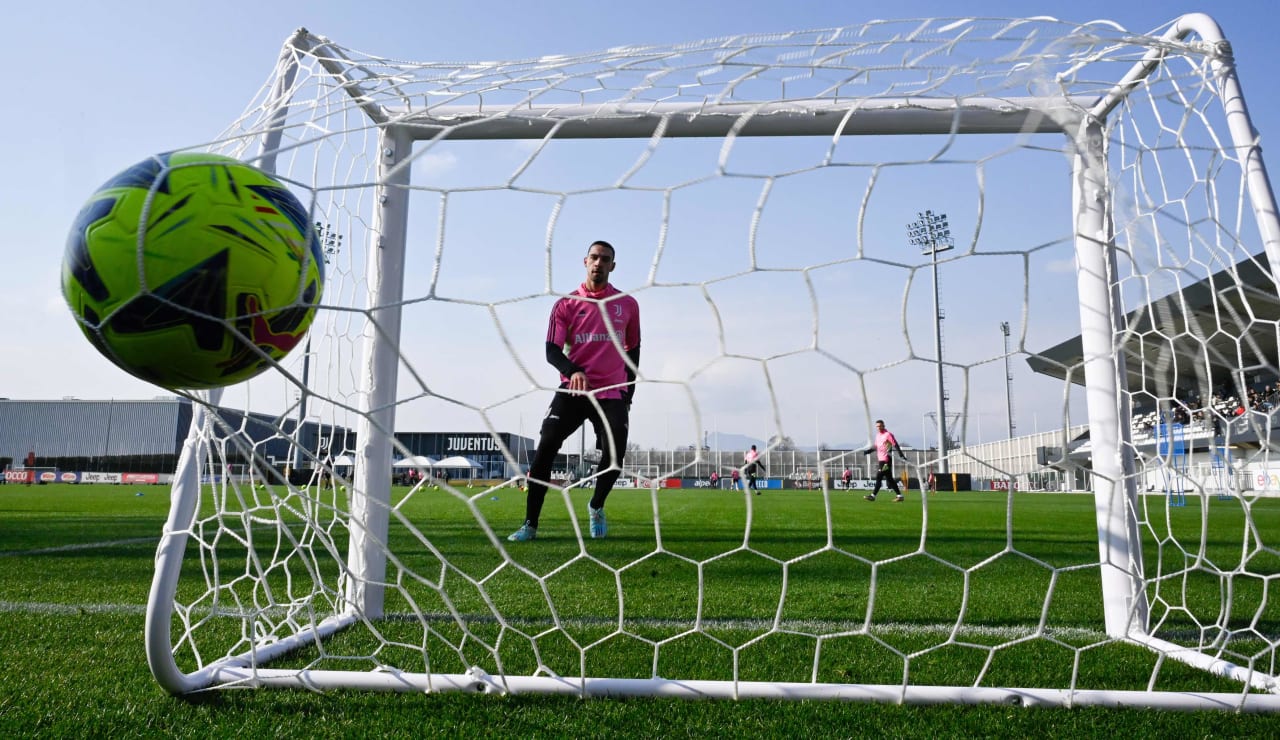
[545,342,584,379]
[623,345,641,403]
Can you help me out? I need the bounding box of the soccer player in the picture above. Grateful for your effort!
[842,467,852,489]
[744,444,765,495]
[863,419,908,502]
[508,240,641,542]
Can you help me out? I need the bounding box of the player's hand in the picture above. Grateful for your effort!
[568,371,589,393]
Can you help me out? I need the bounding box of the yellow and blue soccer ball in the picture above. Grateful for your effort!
[61,152,323,390]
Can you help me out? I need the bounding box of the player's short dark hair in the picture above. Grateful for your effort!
[589,240,615,258]
[875,419,884,425]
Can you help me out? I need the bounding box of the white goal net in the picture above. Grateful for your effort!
[144,14,1280,709]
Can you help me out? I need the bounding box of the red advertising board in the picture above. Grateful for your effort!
[4,470,34,483]
[122,473,160,484]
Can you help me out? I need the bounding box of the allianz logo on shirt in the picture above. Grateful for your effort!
[573,331,614,344]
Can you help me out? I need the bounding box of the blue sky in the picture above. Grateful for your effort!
[8,1,1279,451]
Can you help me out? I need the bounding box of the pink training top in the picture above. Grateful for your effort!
[873,429,899,462]
[547,283,640,399]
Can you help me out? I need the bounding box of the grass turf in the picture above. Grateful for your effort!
[0,482,1277,735]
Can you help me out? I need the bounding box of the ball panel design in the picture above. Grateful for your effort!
[61,153,323,390]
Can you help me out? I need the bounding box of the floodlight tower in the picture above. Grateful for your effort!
[908,210,954,472]
[292,223,343,472]
[1001,321,1016,439]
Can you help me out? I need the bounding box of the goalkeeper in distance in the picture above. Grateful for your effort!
[863,419,908,503]
[507,240,641,542]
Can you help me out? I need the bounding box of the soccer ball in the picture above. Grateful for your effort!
[61,152,324,390]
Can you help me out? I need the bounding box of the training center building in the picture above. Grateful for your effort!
[0,397,535,485]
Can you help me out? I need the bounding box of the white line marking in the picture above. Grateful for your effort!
[0,601,1255,649]
[0,601,146,615]
[0,537,156,557]
[0,600,1106,641]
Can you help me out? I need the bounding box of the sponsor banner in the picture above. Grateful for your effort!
[687,479,715,489]
[123,473,160,484]
[634,477,689,489]
[4,470,34,483]
[1254,470,1280,491]
[80,471,123,484]
[60,471,80,483]
[38,471,59,483]
[991,479,1020,491]
[731,479,784,490]
[789,473,824,485]
[613,478,634,488]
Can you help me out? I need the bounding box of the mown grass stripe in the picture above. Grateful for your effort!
[0,536,156,557]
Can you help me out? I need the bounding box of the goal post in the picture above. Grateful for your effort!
[144,14,1280,708]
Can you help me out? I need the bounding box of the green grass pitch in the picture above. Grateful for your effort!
[0,482,1277,736]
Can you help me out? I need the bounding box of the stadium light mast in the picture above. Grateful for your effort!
[293,223,342,472]
[908,210,953,472]
[1000,321,1016,439]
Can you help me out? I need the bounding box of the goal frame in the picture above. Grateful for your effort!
[144,13,1280,708]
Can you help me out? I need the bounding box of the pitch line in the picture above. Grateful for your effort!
[0,537,156,557]
[0,602,1251,648]
[0,599,1105,641]
[0,601,146,615]
[0,600,1075,636]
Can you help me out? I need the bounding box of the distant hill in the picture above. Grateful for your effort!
[705,432,762,451]
[704,433,869,452]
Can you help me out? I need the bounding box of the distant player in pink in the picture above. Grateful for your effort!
[744,444,765,495]
[863,419,907,502]
[508,240,641,542]
[842,468,852,488]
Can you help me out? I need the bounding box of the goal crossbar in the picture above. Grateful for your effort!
[363,99,1079,140]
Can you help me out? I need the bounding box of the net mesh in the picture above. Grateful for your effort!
[149,16,1280,704]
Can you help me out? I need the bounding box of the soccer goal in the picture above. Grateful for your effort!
[144,15,1280,710]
